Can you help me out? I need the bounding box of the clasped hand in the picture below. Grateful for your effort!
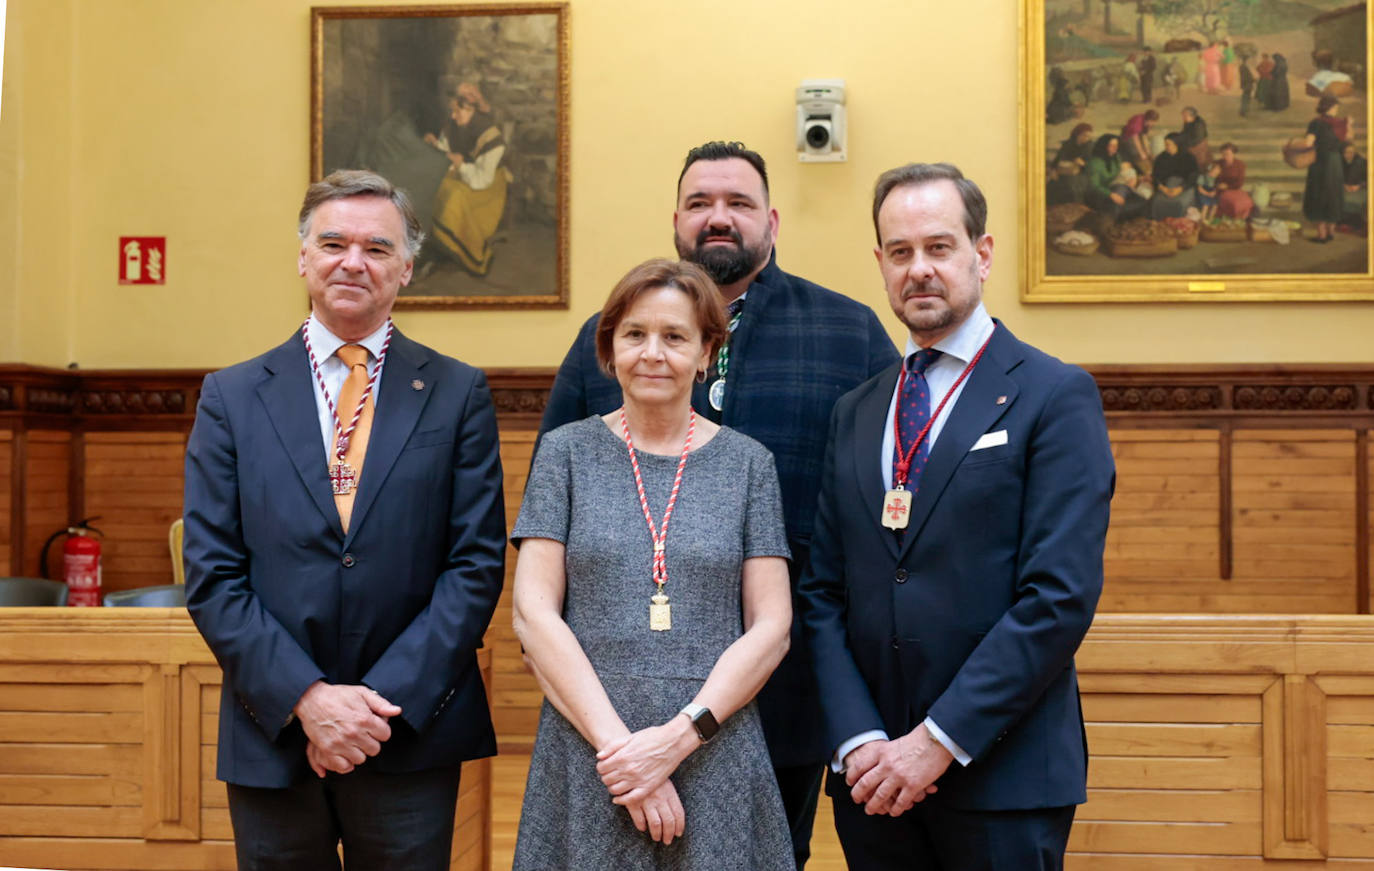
[844,723,951,817]
[293,681,402,777]
[596,723,691,803]
[596,723,695,845]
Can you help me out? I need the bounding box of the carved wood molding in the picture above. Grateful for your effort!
[1089,365,1374,423]
[482,368,559,425]
[0,367,199,429]
[9,364,1374,429]
[0,366,562,429]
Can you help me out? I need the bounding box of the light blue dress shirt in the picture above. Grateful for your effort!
[304,314,391,458]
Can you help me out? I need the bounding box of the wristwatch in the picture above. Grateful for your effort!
[679,703,719,744]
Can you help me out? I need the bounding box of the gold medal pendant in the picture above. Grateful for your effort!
[881,488,912,530]
[649,591,672,631]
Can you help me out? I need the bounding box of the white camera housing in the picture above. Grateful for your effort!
[796,78,846,163]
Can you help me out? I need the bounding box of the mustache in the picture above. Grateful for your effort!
[696,226,743,247]
[901,282,945,300]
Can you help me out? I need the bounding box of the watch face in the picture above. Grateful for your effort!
[693,708,719,742]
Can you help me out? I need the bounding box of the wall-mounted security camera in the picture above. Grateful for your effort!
[796,78,846,163]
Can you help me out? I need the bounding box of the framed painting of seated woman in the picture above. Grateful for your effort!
[1022,0,1374,302]
[311,4,569,308]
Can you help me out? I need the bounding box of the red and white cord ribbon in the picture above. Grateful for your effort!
[620,408,694,594]
[301,318,393,461]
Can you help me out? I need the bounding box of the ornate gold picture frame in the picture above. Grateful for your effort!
[1021,0,1374,302]
[311,4,569,308]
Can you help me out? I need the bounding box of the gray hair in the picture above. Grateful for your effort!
[871,162,988,244]
[297,169,425,259]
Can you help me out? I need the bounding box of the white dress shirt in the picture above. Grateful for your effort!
[432,134,506,191]
[831,303,996,773]
[304,314,390,458]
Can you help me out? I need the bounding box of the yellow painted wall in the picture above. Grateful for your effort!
[1,0,74,365]
[1,0,1372,369]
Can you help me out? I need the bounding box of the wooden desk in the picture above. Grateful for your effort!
[1071,614,1374,867]
[0,609,490,871]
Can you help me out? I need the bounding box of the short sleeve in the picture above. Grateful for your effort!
[743,446,791,561]
[511,425,574,547]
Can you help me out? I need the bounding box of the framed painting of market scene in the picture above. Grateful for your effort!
[1021,0,1374,301]
[311,4,569,308]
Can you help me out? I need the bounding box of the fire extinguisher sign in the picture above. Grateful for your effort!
[118,236,167,285]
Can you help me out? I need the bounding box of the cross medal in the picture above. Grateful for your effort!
[882,488,913,530]
[330,461,357,495]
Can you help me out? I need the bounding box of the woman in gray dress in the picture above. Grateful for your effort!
[511,258,795,870]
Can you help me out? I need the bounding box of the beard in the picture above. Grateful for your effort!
[892,261,983,338]
[896,293,957,336]
[675,227,769,287]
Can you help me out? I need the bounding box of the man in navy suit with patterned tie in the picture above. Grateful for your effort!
[183,170,506,869]
[800,163,1114,870]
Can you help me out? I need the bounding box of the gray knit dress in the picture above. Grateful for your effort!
[511,416,794,871]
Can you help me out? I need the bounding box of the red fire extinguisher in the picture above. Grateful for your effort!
[40,518,104,607]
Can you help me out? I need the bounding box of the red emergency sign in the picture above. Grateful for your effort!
[118,237,167,285]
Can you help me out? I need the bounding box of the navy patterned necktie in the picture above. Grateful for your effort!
[893,348,943,492]
[726,296,744,324]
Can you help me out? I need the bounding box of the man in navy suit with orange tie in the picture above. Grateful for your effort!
[800,163,1114,870]
[183,170,505,869]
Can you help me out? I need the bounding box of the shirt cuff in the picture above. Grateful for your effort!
[924,716,971,767]
[831,730,889,773]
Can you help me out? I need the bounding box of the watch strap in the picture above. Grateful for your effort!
[679,703,719,743]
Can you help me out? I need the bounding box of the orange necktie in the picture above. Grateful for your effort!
[332,344,374,534]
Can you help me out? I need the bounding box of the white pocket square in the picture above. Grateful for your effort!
[970,430,1008,451]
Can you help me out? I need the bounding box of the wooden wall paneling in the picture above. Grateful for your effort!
[1231,430,1358,613]
[489,424,539,752]
[1074,672,1265,859]
[11,363,1374,774]
[0,430,11,574]
[1321,678,1374,860]
[21,431,71,579]
[0,611,491,870]
[9,430,23,575]
[84,432,187,593]
[1100,429,1223,611]
[1366,431,1374,615]
[8,362,1374,615]
[1304,621,1374,863]
[1261,676,1327,859]
[451,758,491,871]
[0,662,148,843]
[1220,421,1233,580]
[140,661,203,841]
[69,430,86,541]
[1356,430,1369,615]
[1067,616,1374,867]
[198,678,230,842]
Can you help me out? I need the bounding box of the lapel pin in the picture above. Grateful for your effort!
[995,395,1007,405]
[411,379,425,391]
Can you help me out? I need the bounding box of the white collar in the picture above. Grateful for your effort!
[903,303,995,365]
[306,313,391,362]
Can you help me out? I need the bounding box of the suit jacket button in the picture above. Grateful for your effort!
[342,553,356,567]
[894,568,908,583]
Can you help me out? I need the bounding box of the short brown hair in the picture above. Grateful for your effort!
[871,162,988,244]
[595,259,728,378]
[298,169,425,259]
